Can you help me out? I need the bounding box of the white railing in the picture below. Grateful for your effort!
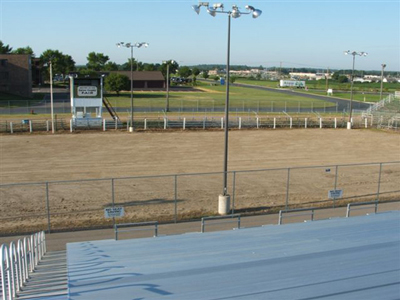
[363,94,394,115]
[0,231,46,300]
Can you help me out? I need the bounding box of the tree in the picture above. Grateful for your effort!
[178,66,192,78]
[121,58,140,71]
[160,60,179,78]
[332,72,340,81]
[0,41,12,54]
[105,73,129,96]
[338,75,349,83]
[12,46,35,57]
[78,68,98,78]
[192,67,200,77]
[86,52,109,71]
[103,61,119,71]
[143,63,156,71]
[202,70,209,80]
[40,49,75,79]
[229,76,237,84]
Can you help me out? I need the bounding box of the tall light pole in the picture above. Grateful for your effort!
[193,2,262,214]
[344,50,368,130]
[116,42,149,132]
[163,60,175,113]
[49,59,55,134]
[380,64,386,101]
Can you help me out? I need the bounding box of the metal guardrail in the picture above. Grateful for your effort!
[278,208,316,225]
[114,221,158,241]
[0,231,46,300]
[201,214,241,233]
[346,201,378,218]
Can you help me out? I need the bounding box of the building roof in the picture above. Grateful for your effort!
[108,71,165,81]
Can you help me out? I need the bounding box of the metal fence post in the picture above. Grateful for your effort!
[111,178,115,227]
[377,163,383,201]
[333,165,338,208]
[232,171,236,214]
[45,182,51,233]
[174,175,178,223]
[285,168,290,210]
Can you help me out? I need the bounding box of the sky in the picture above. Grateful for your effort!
[1,0,399,71]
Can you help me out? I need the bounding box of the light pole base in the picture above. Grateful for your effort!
[218,194,230,215]
[129,127,134,133]
[347,122,352,130]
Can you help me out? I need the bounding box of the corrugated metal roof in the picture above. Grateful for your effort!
[67,211,400,300]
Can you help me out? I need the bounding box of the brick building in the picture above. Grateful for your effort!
[0,54,32,98]
[107,71,165,89]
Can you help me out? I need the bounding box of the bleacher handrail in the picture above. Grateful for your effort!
[346,201,378,218]
[278,208,316,225]
[201,214,241,233]
[0,231,46,300]
[114,222,158,240]
[0,244,12,300]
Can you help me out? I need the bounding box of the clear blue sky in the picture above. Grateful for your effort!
[1,0,399,71]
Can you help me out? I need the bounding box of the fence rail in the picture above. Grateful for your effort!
[0,114,388,133]
[0,161,399,235]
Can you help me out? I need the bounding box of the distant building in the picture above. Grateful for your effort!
[107,71,165,89]
[0,54,32,98]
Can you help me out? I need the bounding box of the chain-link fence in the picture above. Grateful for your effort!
[0,161,399,235]
[0,98,359,115]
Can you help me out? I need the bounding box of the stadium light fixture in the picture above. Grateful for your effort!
[343,50,368,129]
[116,42,149,132]
[192,2,262,213]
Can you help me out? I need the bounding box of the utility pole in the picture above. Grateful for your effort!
[325,67,330,91]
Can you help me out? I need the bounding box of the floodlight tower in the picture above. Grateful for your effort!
[343,50,368,129]
[163,60,176,112]
[116,42,149,132]
[193,2,262,214]
[380,64,386,101]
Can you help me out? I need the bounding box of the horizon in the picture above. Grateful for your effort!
[1,0,399,72]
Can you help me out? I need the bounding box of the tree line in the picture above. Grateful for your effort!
[0,41,196,80]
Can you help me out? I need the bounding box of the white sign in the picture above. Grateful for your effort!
[328,190,343,199]
[279,80,306,88]
[104,207,124,218]
[78,86,98,97]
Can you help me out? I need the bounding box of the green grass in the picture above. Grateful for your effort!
[304,91,381,102]
[105,81,334,110]
[242,78,400,94]
[235,78,399,103]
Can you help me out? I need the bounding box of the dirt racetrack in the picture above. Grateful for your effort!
[1,128,399,234]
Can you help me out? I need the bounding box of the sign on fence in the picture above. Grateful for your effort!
[328,190,343,199]
[104,207,124,218]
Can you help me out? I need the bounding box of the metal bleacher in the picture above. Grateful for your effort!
[66,211,400,299]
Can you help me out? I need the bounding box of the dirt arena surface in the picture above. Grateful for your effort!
[1,128,399,183]
[0,128,399,234]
